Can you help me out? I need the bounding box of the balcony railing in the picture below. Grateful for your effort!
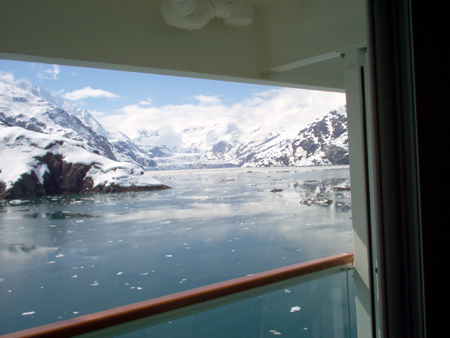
[0,252,354,338]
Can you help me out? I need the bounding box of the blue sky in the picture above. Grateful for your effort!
[0,59,346,138]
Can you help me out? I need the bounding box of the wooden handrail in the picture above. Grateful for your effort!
[1,252,354,338]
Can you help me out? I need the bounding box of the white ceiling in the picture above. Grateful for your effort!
[0,0,366,91]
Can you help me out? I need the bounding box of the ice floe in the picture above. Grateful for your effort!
[290,306,301,313]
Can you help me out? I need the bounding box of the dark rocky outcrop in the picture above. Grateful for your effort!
[3,173,45,198]
[324,144,349,165]
[1,152,170,199]
[0,181,6,199]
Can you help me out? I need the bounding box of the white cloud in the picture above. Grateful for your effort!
[97,88,345,139]
[63,87,120,101]
[139,101,152,105]
[37,65,60,80]
[0,72,16,85]
[194,94,221,105]
[0,72,34,90]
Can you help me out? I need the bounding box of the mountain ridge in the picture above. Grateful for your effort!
[0,76,348,187]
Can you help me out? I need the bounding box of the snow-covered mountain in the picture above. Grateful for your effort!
[0,122,169,199]
[208,107,348,167]
[0,75,348,178]
[0,79,157,169]
[0,79,168,199]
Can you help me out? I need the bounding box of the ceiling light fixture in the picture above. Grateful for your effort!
[161,0,253,30]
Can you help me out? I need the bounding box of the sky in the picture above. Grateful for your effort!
[0,59,346,138]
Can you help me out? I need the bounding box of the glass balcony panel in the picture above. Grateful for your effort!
[119,270,356,338]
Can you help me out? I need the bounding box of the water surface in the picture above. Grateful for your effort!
[0,166,352,335]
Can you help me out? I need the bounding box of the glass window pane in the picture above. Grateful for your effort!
[0,60,351,335]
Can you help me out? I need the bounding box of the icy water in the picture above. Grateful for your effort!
[0,166,354,336]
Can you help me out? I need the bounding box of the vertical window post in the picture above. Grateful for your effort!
[344,47,377,338]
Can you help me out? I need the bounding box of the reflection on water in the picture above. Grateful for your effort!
[7,243,38,253]
[0,166,352,335]
[23,212,103,220]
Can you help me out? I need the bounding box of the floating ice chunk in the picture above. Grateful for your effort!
[46,261,56,264]
[290,306,301,313]
[73,311,79,314]
[9,200,24,205]
[71,275,77,278]
[284,289,291,293]
[117,272,123,275]
[90,282,99,286]
[140,272,148,276]
[22,311,35,316]
[56,254,65,258]
[137,287,142,290]
[269,330,282,335]
[165,255,172,257]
